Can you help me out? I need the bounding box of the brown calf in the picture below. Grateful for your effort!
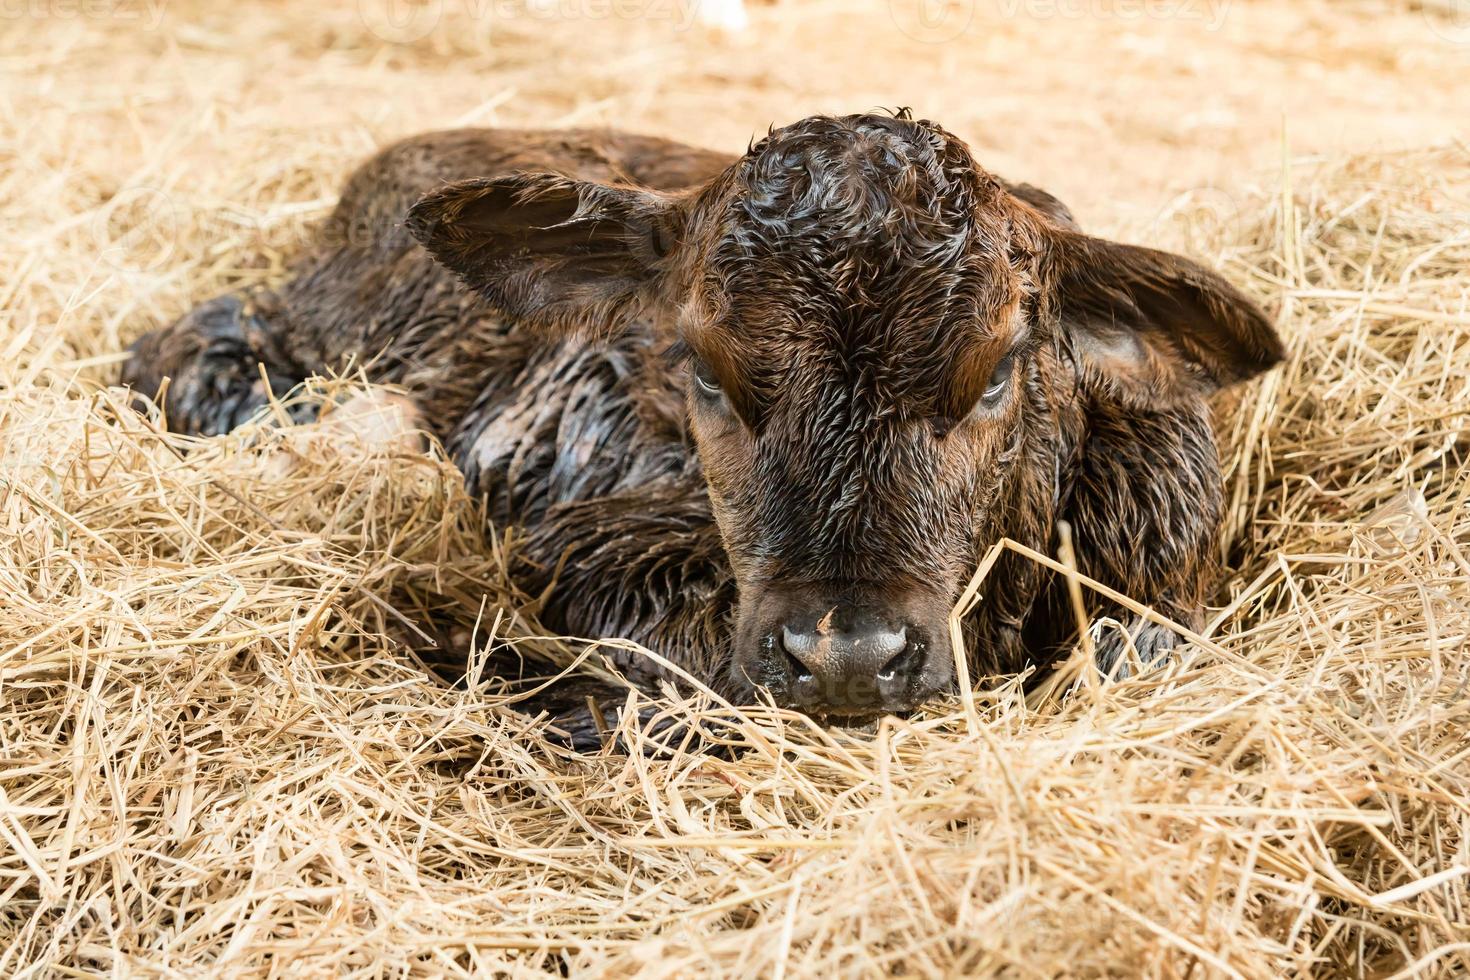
[125,112,1283,741]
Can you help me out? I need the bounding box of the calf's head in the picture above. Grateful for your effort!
[408,112,1282,717]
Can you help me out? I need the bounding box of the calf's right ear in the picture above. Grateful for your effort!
[406,172,687,335]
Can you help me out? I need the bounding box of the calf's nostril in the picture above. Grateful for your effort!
[876,655,899,683]
[877,638,919,683]
[865,625,907,655]
[779,626,816,680]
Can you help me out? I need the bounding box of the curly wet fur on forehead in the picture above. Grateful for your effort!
[719,111,1002,271]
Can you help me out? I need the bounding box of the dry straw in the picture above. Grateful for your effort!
[3,138,1469,975]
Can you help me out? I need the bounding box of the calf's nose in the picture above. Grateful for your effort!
[777,610,920,711]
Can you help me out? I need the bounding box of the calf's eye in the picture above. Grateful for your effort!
[692,359,724,399]
[983,353,1016,403]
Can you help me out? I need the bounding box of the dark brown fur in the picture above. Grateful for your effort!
[124,113,1283,742]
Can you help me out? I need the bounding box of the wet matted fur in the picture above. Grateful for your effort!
[125,112,1283,739]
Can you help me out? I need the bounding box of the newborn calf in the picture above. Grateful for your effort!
[126,113,1283,731]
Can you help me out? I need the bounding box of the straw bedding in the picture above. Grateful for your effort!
[3,122,1469,978]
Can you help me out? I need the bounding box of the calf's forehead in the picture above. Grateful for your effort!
[677,114,1036,410]
[700,163,1021,335]
[690,243,1026,394]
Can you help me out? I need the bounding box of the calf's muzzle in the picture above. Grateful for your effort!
[737,595,952,715]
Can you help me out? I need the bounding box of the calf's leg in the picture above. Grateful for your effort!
[123,290,319,435]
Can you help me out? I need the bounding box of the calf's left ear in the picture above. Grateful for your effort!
[1039,228,1284,404]
[406,172,687,336]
